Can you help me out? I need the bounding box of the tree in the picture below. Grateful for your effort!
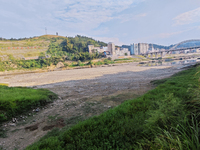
[39,52,46,59]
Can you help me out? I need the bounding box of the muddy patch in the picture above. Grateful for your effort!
[42,118,65,131]
[25,123,39,131]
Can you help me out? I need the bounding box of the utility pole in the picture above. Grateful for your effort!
[45,27,47,35]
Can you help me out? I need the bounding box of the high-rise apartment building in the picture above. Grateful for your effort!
[107,42,115,55]
[138,43,149,54]
[134,43,139,55]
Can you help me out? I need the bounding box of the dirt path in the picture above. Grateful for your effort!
[0,63,184,150]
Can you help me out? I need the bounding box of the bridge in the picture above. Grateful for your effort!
[142,39,200,58]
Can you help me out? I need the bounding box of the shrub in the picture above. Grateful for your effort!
[64,62,68,67]
[77,60,84,66]
[107,57,112,61]
[87,60,93,65]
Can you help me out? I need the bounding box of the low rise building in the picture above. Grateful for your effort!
[88,42,130,59]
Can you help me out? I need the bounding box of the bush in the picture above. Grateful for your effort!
[77,60,84,66]
[107,57,112,61]
[94,61,103,65]
[87,60,93,65]
[64,62,68,67]
[104,59,109,65]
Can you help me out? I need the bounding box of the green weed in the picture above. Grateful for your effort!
[0,86,57,124]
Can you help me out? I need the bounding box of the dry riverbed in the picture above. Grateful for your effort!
[0,63,185,150]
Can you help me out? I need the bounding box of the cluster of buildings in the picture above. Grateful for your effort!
[88,42,161,58]
[123,43,164,55]
[88,42,200,58]
[88,42,131,59]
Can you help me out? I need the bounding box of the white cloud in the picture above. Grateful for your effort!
[54,0,144,31]
[155,27,197,39]
[0,0,145,37]
[173,7,200,25]
[119,13,147,23]
[134,28,194,43]
[94,37,124,46]
[158,31,184,38]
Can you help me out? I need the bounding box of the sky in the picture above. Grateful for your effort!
[0,0,200,46]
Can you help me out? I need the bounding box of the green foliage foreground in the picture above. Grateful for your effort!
[26,65,200,150]
[0,86,57,123]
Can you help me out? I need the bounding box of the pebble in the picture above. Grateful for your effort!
[12,118,17,123]
[28,113,31,116]
[35,108,40,112]
[9,123,16,126]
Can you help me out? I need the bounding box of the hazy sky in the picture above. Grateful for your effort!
[1,0,200,46]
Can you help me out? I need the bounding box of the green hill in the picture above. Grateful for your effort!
[0,35,107,61]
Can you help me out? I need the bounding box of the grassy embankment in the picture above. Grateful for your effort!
[0,35,66,60]
[26,64,200,149]
[0,85,58,124]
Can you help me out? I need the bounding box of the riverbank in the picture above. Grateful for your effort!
[0,62,176,87]
[0,63,184,150]
[26,61,200,149]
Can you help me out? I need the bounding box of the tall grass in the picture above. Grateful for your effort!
[26,65,200,150]
[0,86,57,123]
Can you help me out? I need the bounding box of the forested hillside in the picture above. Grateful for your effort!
[0,35,107,71]
[46,35,107,61]
[0,35,107,61]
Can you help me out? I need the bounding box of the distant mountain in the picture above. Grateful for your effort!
[149,41,200,50]
[149,44,174,50]
[176,41,200,49]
